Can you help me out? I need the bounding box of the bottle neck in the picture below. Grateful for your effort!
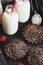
[5,5,13,14]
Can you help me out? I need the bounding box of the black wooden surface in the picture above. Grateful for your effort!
[0,10,43,65]
[0,0,43,65]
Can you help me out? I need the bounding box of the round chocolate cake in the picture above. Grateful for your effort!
[22,24,43,44]
[28,48,43,65]
[5,38,28,60]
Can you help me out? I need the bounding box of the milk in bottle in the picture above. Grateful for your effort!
[2,5,18,35]
[16,0,30,23]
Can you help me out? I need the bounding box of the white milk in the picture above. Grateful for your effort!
[16,0,30,23]
[2,5,18,35]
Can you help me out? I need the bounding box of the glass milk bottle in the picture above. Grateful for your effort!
[16,0,30,23]
[0,0,3,24]
[2,5,18,35]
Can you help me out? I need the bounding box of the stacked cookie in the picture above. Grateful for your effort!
[5,38,28,60]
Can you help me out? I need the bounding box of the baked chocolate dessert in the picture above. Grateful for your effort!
[22,24,43,44]
[28,48,43,65]
[5,38,28,60]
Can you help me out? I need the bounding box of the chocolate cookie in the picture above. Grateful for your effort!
[22,24,43,44]
[28,48,43,65]
[5,38,28,60]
